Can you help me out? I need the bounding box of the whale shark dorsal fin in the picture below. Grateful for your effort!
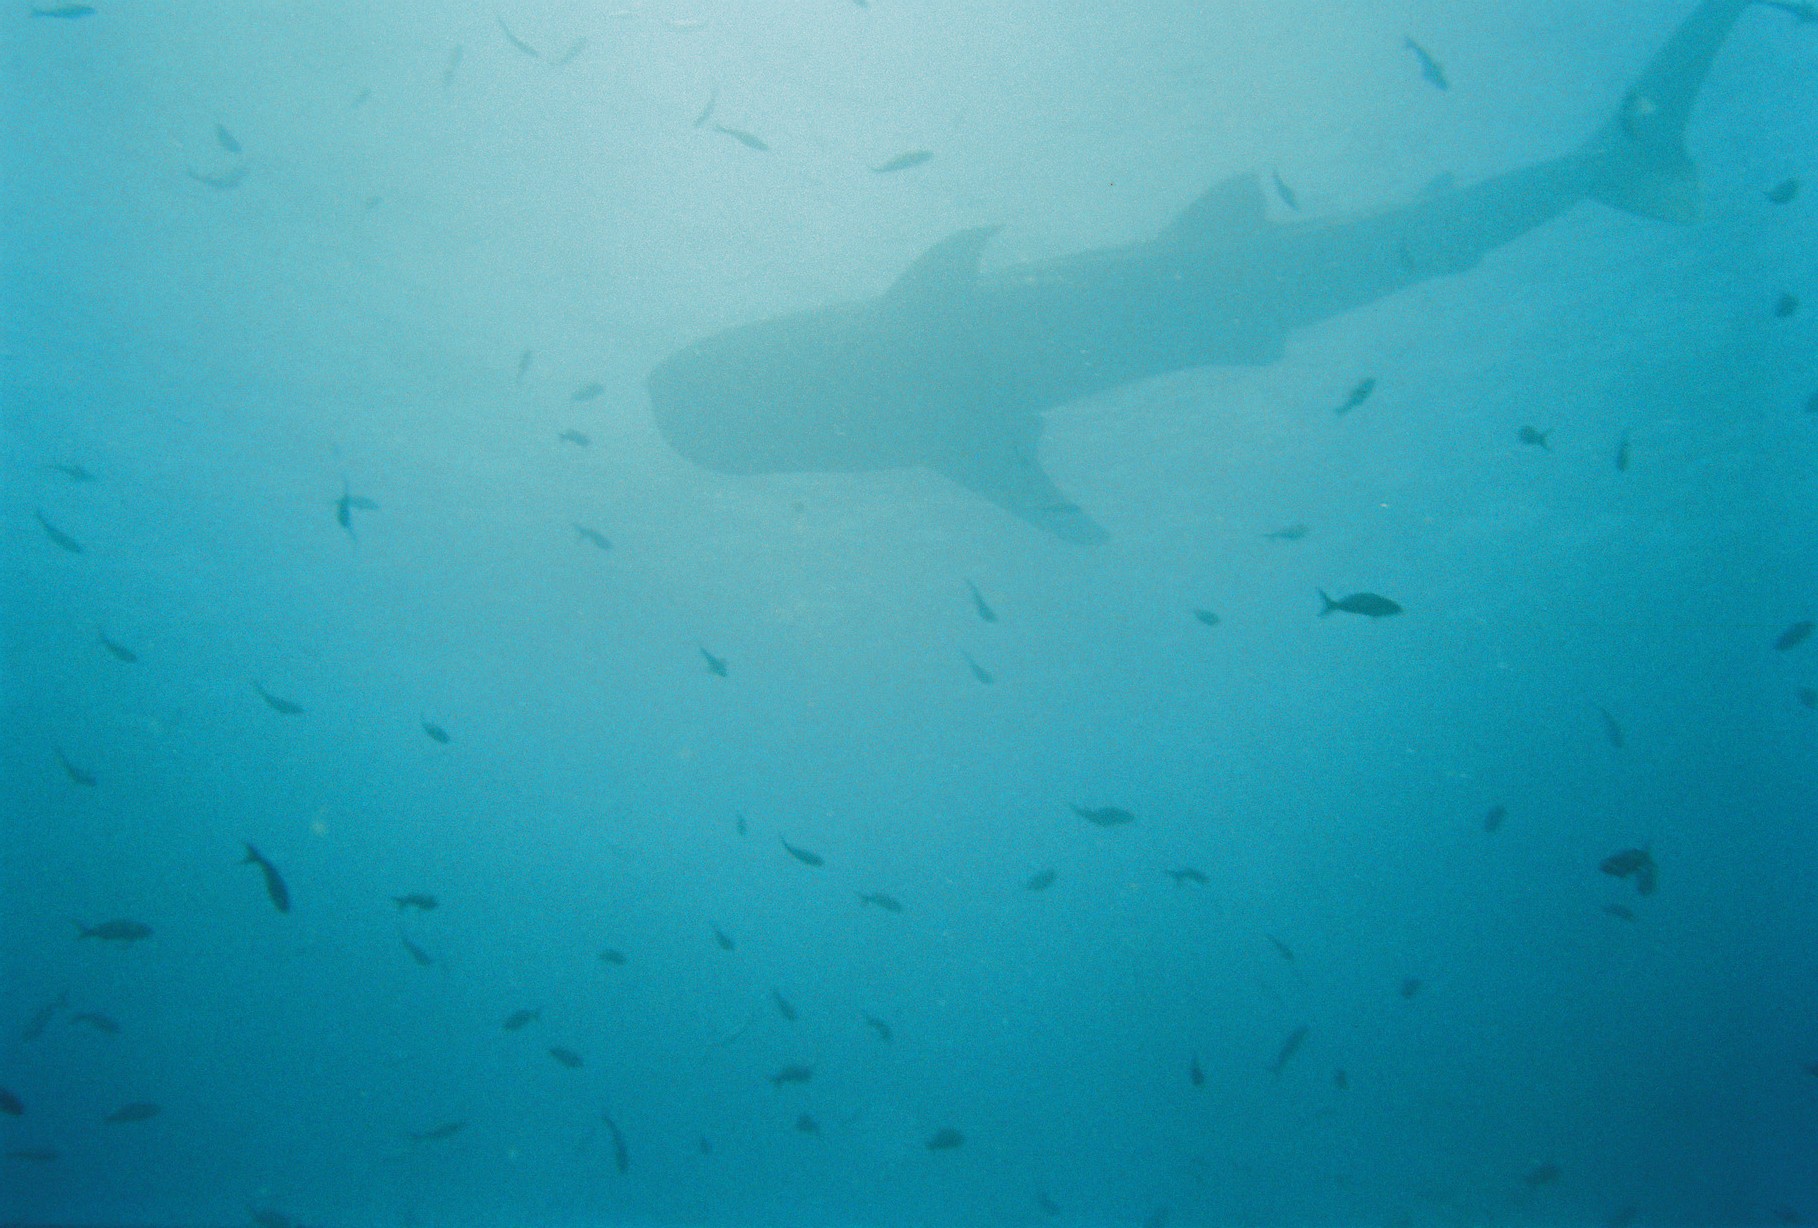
[882,226,1002,314]
[1161,173,1270,247]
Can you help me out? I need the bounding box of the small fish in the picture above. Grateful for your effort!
[55,749,95,787]
[794,1113,820,1134]
[1269,1024,1310,1074]
[712,926,735,951]
[98,630,138,662]
[35,510,84,554]
[1774,292,1800,318]
[871,149,933,174]
[242,844,291,913]
[601,1110,630,1173]
[1518,426,1552,450]
[1767,177,1800,204]
[214,124,242,154]
[1483,804,1507,833]
[1271,170,1299,211]
[557,432,593,451]
[76,919,152,942]
[1775,620,1814,651]
[770,1063,813,1088]
[1398,977,1423,999]
[401,934,434,965]
[693,88,719,129]
[441,45,463,88]
[106,1102,162,1124]
[70,1011,120,1034]
[575,524,611,550]
[1808,390,1818,415]
[334,480,377,538]
[1193,609,1220,628]
[959,649,994,685]
[861,1013,892,1042]
[6,1147,58,1162]
[780,835,823,866]
[1037,1194,1063,1218]
[1523,1163,1562,1188]
[701,646,729,676]
[496,14,540,57]
[32,4,96,16]
[549,1046,584,1068]
[1600,848,1657,896]
[20,992,68,1041]
[551,36,587,66]
[187,164,250,190]
[1265,934,1295,962]
[1024,868,1057,891]
[1603,903,1637,922]
[772,990,798,1022]
[253,683,304,715]
[393,893,438,911]
[713,124,770,152]
[735,812,748,836]
[857,891,904,912]
[572,382,604,401]
[1189,1055,1205,1087]
[1333,1069,1349,1090]
[1318,590,1403,619]
[502,1008,541,1031]
[1334,377,1376,415]
[1797,687,1817,709]
[1597,705,1625,749]
[1166,867,1208,886]
[515,349,533,382]
[44,461,95,480]
[422,720,451,744]
[1265,523,1310,541]
[965,579,997,622]
[0,1088,21,1115]
[408,1121,466,1142]
[699,1135,712,1154]
[1072,804,1135,827]
[925,1127,964,1150]
[1404,38,1448,89]
[599,948,628,965]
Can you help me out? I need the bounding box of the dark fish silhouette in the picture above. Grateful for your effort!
[1774,292,1799,318]
[572,382,604,401]
[1483,804,1507,833]
[1524,1163,1562,1188]
[502,1008,541,1031]
[1265,523,1310,541]
[1600,847,1657,896]
[408,1121,465,1142]
[76,920,151,943]
[1072,804,1135,827]
[1597,705,1625,749]
[55,749,95,787]
[214,124,241,153]
[1024,868,1057,891]
[1193,609,1220,628]
[1604,903,1637,922]
[712,926,735,951]
[98,630,138,662]
[1333,377,1376,415]
[422,720,451,744]
[516,349,534,381]
[549,1046,584,1068]
[35,510,83,554]
[20,992,68,1041]
[772,990,798,1022]
[106,1102,162,1123]
[575,524,611,550]
[925,1127,964,1150]
[1189,1055,1205,1086]
[31,4,97,16]
[253,683,304,715]
[960,649,994,684]
[1265,933,1295,962]
[1775,620,1814,651]
[401,934,434,965]
[1615,431,1631,471]
[1271,169,1299,211]
[1798,687,1817,709]
[393,893,438,911]
[780,835,823,866]
[0,1088,21,1115]
[714,124,770,151]
[1269,1024,1310,1074]
[1037,1194,1063,1218]
[872,149,933,174]
[693,88,719,128]
[242,844,291,913]
[965,579,997,622]
[1404,38,1448,89]
[335,481,378,539]
[770,1063,813,1087]
[795,1113,819,1134]
[441,45,462,88]
[496,14,540,57]
[1333,1068,1350,1090]
[857,891,904,912]
[601,1110,630,1172]
[862,1012,892,1042]
[45,462,96,481]
[70,1011,120,1034]
[1166,867,1208,886]
[1319,590,1402,618]
[701,646,729,676]
[559,428,591,446]
[1767,177,1800,203]
[187,164,249,190]
[1518,425,1552,450]
[1399,977,1423,999]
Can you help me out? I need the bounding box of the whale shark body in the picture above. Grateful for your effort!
[649,0,1764,543]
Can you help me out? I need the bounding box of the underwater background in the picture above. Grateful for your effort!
[3,1,1816,1225]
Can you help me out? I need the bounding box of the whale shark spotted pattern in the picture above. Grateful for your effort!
[648,0,1761,543]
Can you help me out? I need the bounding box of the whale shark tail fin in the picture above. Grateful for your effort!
[1585,0,1751,223]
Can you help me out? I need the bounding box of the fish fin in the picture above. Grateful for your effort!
[932,433,1106,545]
[881,227,1001,315]
[1159,173,1270,247]
[1318,589,1336,616]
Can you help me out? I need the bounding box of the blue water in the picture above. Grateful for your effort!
[4,2,1815,1226]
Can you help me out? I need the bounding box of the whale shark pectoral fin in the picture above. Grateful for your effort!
[1160,173,1271,247]
[882,226,1003,316]
[932,436,1108,545]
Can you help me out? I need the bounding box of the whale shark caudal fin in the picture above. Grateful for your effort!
[1587,0,1753,223]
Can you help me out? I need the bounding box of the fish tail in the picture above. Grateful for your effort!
[1585,0,1752,224]
[1317,589,1336,616]
[243,843,262,864]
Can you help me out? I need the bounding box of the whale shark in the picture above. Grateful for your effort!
[649,0,1768,544]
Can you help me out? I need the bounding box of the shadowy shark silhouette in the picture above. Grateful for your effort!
[650,0,1766,543]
